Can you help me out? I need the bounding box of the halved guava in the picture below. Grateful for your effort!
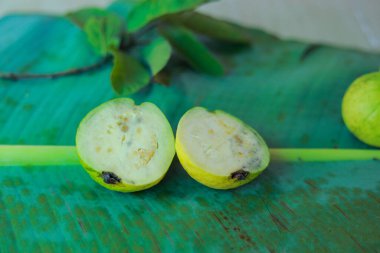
[176,107,270,189]
[76,98,175,192]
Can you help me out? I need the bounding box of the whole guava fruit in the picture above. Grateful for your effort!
[342,72,380,147]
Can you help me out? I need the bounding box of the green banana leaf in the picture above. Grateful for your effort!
[0,15,379,252]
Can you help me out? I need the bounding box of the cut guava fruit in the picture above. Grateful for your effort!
[76,98,175,192]
[175,107,270,189]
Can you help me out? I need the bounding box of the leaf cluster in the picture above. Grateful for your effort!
[66,0,251,95]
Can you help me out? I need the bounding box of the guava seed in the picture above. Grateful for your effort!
[101,171,121,184]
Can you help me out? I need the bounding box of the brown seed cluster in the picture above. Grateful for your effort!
[117,114,129,133]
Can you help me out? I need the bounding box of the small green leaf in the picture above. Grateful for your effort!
[160,26,224,76]
[84,15,123,56]
[170,12,252,44]
[140,36,171,75]
[127,0,211,32]
[66,8,111,28]
[111,50,151,95]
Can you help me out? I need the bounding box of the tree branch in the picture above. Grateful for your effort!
[0,56,111,81]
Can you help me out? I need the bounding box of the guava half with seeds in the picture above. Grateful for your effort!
[76,98,175,192]
[342,72,380,147]
[175,107,270,189]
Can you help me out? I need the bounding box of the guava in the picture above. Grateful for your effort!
[76,98,175,192]
[342,72,380,147]
[175,107,270,189]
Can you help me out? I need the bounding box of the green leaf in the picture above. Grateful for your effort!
[160,26,224,76]
[107,0,142,20]
[66,7,111,28]
[170,12,252,44]
[83,15,123,56]
[127,0,211,32]
[140,36,171,75]
[111,50,151,95]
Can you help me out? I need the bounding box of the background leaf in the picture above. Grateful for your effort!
[66,8,111,28]
[170,12,252,44]
[83,15,123,56]
[111,50,151,95]
[127,0,211,32]
[107,0,142,20]
[160,25,224,76]
[140,35,171,75]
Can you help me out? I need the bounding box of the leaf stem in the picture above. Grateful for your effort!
[0,56,111,81]
[0,146,379,167]
[0,146,79,166]
[270,148,380,162]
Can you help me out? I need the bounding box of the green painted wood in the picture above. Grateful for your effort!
[0,14,379,252]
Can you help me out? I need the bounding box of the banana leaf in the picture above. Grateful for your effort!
[0,15,379,252]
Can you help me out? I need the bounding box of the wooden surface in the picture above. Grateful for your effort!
[0,15,380,252]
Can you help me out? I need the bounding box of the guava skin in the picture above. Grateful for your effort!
[342,72,380,147]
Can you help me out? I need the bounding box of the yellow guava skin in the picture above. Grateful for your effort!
[342,72,380,147]
[176,138,266,190]
[78,158,167,192]
[175,107,270,190]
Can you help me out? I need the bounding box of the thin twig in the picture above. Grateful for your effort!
[0,56,112,81]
